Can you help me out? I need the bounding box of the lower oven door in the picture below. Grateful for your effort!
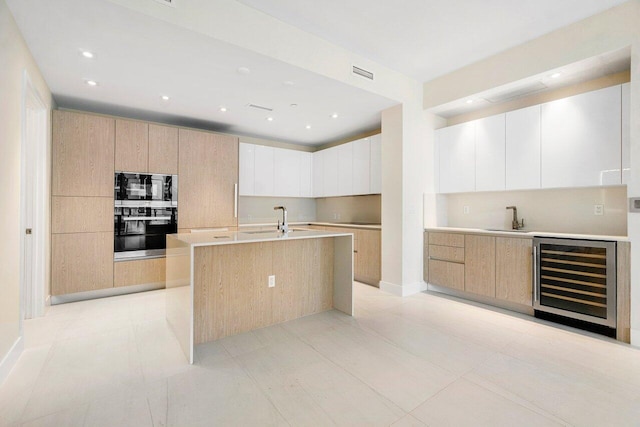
[534,237,616,328]
[114,212,177,260]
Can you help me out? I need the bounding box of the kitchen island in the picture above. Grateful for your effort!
[165,229,354,363]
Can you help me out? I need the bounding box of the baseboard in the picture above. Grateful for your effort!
[51,282,164,305]
[0,336,24,385]
[380,280,428,297]
[45,294,51,307]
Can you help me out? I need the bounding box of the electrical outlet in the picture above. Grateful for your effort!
[268,275,275,288]
[594,204,604,216]
[463,206,470,214]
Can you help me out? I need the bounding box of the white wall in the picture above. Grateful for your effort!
[0,0,52,379]
[423,0,640,346]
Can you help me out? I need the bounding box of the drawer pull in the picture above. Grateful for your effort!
[429,256,464,265]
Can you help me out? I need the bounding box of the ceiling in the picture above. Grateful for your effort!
[237,0,630,82]
[7,0,630,146]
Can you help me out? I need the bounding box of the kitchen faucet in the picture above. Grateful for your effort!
[506,206,524,230]
[274,206,289,233]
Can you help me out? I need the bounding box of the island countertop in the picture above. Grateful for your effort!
[170,228,354,247]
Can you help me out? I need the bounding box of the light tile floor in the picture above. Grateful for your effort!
[2,283,640,426]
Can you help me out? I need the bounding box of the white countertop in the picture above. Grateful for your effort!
[424,226,629,242]
[238,221,382,230]
[169,228,353,247]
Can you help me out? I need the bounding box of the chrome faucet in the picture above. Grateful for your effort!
[506,206,524,230]
[274,206,288,233]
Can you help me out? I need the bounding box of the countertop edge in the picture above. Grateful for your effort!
[424,227,629,242]
[168,230,354,247]
[238,221,382,230]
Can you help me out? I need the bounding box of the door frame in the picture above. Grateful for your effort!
[20,70,48,321]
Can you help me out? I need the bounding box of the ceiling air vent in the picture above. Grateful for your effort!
[153,0,176,7]
[352,66,374,81]
[247,104,274,112]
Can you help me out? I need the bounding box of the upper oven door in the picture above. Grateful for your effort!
[115,172,177,203]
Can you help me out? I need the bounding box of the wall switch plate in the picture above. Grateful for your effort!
[463,206,470,214]
[268,275,275,288]
[594,204,604,216]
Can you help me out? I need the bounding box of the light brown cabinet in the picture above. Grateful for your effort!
[52,110,114,197]
[115,119,148,172]
[115,121,178,174]
[178,128,238,230]
[355,229,381,284]
[425,230,533,307]
[464,235,496,297]
[51,232,114,295]
[114,258,166,288]
[495,237,532,305]
[426,232,466,290]
[149,124,179,174]
[52,111,116,296]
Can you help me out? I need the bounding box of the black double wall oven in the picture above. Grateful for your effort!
[114,172,178,260]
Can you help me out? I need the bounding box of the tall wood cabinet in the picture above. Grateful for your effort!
[178,128,239,230]
[51,111,115,296]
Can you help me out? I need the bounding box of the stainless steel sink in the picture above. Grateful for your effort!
[242,229,299,235]
[484,228,529,233]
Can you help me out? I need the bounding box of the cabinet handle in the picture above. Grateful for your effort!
[353,250,358,253]
[533,245,539,303]
[234,183,238,218]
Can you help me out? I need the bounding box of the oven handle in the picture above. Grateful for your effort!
[533,245,539,303]
[121,216,172,221]
[234,183,238,218]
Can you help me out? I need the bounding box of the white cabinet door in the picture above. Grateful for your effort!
[337,143,353,196]
[273,147,300,197]
[299,152,313,197]
[506,105,541,190]
[370,134,381,194]
[541,85,622,188]
[622,83,630,184]
[352,138,370,195]
[254,145,275,195]
[437,121,476,193]
[313,150,324,197]
[475,114,505,192]
[239,142,255,196]
[323,146,339,197]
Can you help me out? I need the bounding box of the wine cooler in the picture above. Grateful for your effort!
[533,237,616,329]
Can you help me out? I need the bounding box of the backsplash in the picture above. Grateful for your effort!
[443,186,627,236]
[238,197,316,224]
[316,195,381,223]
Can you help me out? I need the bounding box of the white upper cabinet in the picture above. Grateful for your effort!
[299,152,313,197]
[337,143,353,196]
[239,142,255,196]
[622,82,630,184]
[323,146,339,197]
[506,105,541,190]
[437,121,476,193]
[541,85,622,188]
[352,137,371,195]
[274,147,300,197]
[313,149,324,197]
[253,145,275,196]
[370,134,382,194]
[475,114,506,192]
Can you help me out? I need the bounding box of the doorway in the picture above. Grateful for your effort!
[21,70,47,320]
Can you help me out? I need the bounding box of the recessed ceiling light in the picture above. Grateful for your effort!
[86,80,98,86]
[305,125,311,129]
[290,103,298,108]
[161,95,170,101]
[81,50,94,59]
[237,67,251,75]
[550,72,562,79]
[466,99,474,104]
[331,113,339,119]
[220,107,227,112]
[266,117,274,122]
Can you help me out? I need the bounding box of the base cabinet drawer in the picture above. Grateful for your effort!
[428,259,464,291]
[429,244,465,263]
[114,258,166,288]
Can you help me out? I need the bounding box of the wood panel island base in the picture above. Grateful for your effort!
[166,229,354,363]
